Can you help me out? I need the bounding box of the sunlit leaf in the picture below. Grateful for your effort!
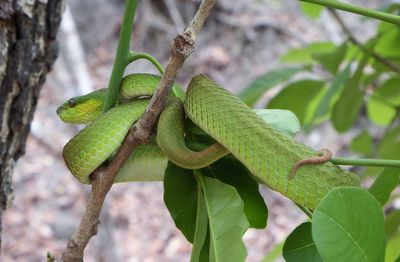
[283,222,322,262]
[312,187,386,262]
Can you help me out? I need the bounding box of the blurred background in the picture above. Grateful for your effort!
[2,0,392,261]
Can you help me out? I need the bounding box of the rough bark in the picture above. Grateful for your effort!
[0,0,64,249]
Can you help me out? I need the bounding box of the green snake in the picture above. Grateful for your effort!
[58,73,360,209]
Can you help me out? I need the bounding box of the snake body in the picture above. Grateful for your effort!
[59,73,360,209]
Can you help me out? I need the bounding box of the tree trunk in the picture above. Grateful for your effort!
[0,0,64,249]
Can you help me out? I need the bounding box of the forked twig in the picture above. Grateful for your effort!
[60,0,216,261]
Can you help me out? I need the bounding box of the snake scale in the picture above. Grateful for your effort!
[58,73,360,209]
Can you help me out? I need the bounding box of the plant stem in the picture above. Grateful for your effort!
[331,158,400,168]
[127,51,165,74]
[296,204,313,218]
[328,9,400,74]
[103,0,137,112]
[299,0,400,26]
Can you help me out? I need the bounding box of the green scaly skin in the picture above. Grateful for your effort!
[184,75,360,209]
[59,73,360,209]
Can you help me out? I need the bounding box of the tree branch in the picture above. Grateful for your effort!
[328,9,400,74]
[60,0,216,261]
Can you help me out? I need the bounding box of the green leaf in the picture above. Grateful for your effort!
[375,77,400,107]
[313,43,348,74]
[385,233,400,262]
[163,163,197,242]
[311,63,352,123]
[267,80,325,126]
[283,222,322,262]
[197,174,249,262]
[191,186,209,262]
[300,2,324,18]
[375,28,400,59]
[368,168,400,206]
[379,126,400,159]
[385,210,400,240]
[367,96,396,126]
[312,187,386,262]
[239,67,303,106]
[206,158,268,229]
[254,109,300,137]
[331,54,369,132]
[350,130,373,155]
[281,42,336,64]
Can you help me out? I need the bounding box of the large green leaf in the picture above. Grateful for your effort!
[238,67,303,106]
[255,109,300,137]
[313,43,348,74]
[331,54,369,132]
[378,126,400,159]
[311,63,351,123]
[206,158,268,229]
[197,175,249,262]
[368,168,400,206]
[163,163,197,242]
[312,187,386,262]
[283,222,322,262]
[350,130,373,155]
[281,42,335,64]
[267,80,325,126]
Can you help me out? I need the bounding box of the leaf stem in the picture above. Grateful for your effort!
[331,158,400,168]
[299,0,400,26]
[127,51,165,74]
[103,0,137,112]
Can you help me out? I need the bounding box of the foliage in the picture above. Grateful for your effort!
[163,1,400,260]
[69,0,400,260]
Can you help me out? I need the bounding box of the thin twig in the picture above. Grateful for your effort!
[329,9,400,74]
[61,0,216,261]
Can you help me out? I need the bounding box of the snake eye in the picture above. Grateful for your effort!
[68,98,77,108]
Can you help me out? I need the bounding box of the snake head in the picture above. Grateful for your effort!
[56,89,107,124]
